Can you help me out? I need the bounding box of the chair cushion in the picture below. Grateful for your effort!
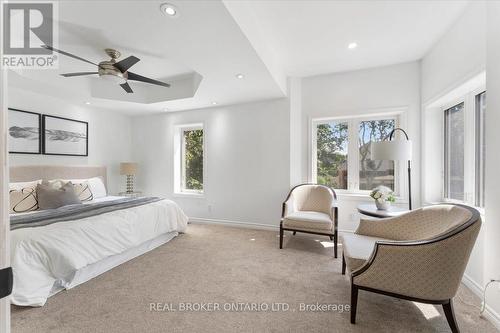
[340,233,390,272]
[283,211,333,232]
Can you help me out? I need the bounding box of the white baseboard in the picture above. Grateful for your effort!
[189,217,353,234]
[462,273,500,330]
[188,217,279,231]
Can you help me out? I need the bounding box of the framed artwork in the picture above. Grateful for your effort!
[42,115,88,156]
[8,108,42,154]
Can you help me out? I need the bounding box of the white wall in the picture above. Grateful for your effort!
[131,98,290,227]
[8,88,132,194]
[420,1,489,311]
[301,61,421,232]
[421,1,486,104]
[484,0,500,326]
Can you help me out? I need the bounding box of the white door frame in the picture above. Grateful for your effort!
[0,0,11,331]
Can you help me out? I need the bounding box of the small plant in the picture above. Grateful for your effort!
[370,186,396,203]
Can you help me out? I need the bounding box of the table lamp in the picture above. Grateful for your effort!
[120,162,138,194]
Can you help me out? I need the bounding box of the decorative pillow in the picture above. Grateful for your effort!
[44,179,93,202]
[9,180,42,214]
[67,177,106,199]
[36,182,82,210]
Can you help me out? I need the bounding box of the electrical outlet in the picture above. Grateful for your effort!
[207,204,212,213]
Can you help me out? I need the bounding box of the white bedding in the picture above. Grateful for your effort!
[10,197,188,306]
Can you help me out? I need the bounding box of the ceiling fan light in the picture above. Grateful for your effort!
[101,73,127,85]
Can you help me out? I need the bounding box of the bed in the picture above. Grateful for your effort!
[9,165,188,307]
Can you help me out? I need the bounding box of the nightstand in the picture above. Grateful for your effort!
[118,191,143,198]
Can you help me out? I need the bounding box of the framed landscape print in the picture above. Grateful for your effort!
[42,115,88,156]
[8,108,42,154]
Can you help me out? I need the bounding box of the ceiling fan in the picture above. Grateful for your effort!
[42,45,171,93]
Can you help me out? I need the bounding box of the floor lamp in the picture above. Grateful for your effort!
[371,128,413,210]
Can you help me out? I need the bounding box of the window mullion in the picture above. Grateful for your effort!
[348,119,360,192]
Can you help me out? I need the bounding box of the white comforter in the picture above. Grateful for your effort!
[10,197,188,306]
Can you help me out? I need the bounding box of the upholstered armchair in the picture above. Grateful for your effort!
[340,204,481,333]
[280,184,338,258]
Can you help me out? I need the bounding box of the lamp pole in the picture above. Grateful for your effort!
[388,128,412,210]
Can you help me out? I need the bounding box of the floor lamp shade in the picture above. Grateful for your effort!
[370,129,412,210]
[371,140,412,161]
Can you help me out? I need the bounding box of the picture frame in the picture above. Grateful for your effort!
[8,108,42,154]
[42,115,88,156]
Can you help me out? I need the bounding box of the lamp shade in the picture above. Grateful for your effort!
[120,162,138,175]
[371,140,412,161]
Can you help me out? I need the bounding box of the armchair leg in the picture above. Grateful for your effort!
[293,231,296,235]
[279,223,284,249]
[342,254,346,275]
[350,284,358,324]
[443,299,460,333]
[333,233,338,258]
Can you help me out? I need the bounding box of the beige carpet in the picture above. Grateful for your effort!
[11,223,499,333]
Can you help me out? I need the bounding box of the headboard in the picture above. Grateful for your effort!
[10,165,107,189]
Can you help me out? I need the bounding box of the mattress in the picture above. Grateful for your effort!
[10,196,188,306]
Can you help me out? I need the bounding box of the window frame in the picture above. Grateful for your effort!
[474,91,486,207]
[310,110,406,198]
[174,123,205,197]
[441,86,485,207]
[443,101,466,202]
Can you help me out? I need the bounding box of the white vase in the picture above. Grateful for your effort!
[375,200,390,210]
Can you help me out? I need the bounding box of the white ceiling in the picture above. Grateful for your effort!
[9,0,469,114]
[224,0,469,77]
[9,0,286,115]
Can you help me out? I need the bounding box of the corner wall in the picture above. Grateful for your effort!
[300,61,421,232]
[420,1,500,328]
[484,0,500,326]
[131,98,290,227]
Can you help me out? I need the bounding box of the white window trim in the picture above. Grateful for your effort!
[441,85,486,208]
[309,108,408,199]
[173,123,205,197]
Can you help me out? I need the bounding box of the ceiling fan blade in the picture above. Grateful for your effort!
[127,72,170,88]
[42,45,100,67]
[113,56,140,73]
[60,72,99,77]
[120,82,133,93]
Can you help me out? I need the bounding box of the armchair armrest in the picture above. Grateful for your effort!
[331,201,338,232]
[281,198,295,219]
[356,210,423,240]
[351,230,475,301]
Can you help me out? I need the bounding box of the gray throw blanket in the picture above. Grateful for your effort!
[10,197,163,231]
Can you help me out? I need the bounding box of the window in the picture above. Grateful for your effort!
[312,114,400,194]
[174,124,204,195]
[358,119,395,190]
[316,122,348,189]
[444,102,465,201]
[442,90,486,207]
[475,92,486,207]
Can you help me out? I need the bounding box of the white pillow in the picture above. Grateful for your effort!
[9,180,42,191]
[66,177,107,199]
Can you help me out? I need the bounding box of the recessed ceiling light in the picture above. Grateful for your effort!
[235,73,244,79]
[212,101,218,105]
[85,101,91,105]
[348,42,358,49]
[163,107,169,112]
[160,3,179,18]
